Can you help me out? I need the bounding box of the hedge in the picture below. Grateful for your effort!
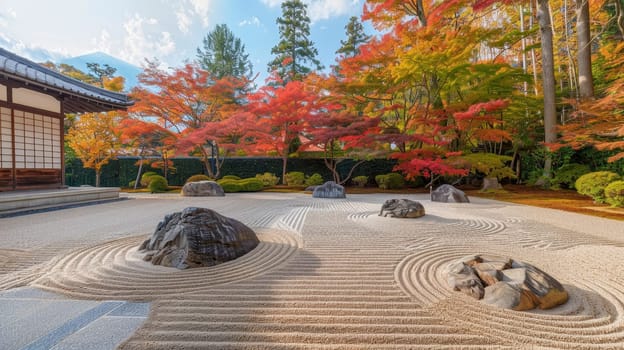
[65,157,397,187]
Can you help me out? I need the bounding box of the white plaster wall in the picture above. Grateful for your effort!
[0,84,6,101]
[12,87,61,113]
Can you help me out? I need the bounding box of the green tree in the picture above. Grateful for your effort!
[268,0,323,81]
[336,16,370,58]
[86,62,117,88]
[196,24,253,81]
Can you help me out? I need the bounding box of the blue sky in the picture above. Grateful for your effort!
[0,0,370,83]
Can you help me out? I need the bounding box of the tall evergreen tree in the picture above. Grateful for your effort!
[268,0,323,82]
[197,24,253,80]
[336,16,370,58]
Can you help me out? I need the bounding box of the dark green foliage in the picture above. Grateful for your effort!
[268,0,323,81]
[239,178,264,192]
[222,175,242,180]
[305,173,324,186]
[217,177,264,192]
[285,171,305,186]
[186,174,212,183]
[197,24,253,80]
[336,16,370,58]
[352,175,368,187]
[140,172,159,187]
[148,175,169,193]
[256,172,280,187]
[575,171,622,203]
[551,163,591,189]
[65,157,397,188]
[217,179,242,193]
[605,181,624,207]
[375,173,406,189]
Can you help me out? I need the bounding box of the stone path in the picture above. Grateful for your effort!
[1,192,623,349]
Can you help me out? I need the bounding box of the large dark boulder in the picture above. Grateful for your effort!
[431,184,470,203]
[181,181,225,197]
[139,207,259,269]
[379,199,425,218]
[313,181,346,198]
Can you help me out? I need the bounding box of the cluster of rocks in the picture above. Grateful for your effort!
[181,181,225,197]
[444,255,568,311]
[139,207,259,269]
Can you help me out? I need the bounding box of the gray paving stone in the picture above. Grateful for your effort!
[50,315,147,350]
[0,287,66,300]
[107,302,150,317]
[20,301,124,350]
[0,299,99,350]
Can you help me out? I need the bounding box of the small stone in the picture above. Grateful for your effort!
[313,181,346,198]
[473,263,502,286]
[445,261,485,300]
[181,181,225,197]
[431,184,470,203]
[379,199,425,218]
[483,282,537,311]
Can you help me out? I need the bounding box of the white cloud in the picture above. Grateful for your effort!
[120,14,176,66]
[260,0,360,23]
[176,8,193,34]
[91,29,112,53]
[188,0,214,27]
[307,0,359,22]
[239,16,262,27]
[260,0,283,7]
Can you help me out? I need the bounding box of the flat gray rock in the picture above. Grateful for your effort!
[139,207,259,269]
[181,181,225,197]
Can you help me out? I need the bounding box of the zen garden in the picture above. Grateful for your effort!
[0,1,623,350]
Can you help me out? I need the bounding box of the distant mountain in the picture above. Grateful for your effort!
[60,52,142,91]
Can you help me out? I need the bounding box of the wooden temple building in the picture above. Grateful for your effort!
[0,48,133,192]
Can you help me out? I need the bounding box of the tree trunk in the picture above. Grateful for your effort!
[134,155,144,190]
[282,155,288,185]
[615,0,624,40]
[576,0,594,99]
[95,170,101,187]
[538,0,558,182]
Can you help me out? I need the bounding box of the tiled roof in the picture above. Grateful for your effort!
[0,47,133,113]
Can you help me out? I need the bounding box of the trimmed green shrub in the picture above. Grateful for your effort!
[239,178,264,192]
[375,173,405,189]
[140,171,158,187]
[222,175,241,181]
[551,163,590,189]
[218,177,264,192]
[605,180,624,207]
[352,175,368,187]
[256,172,279,187]
[575,171,621,203]
[218,179,242,192]
[305,173,324,186]
[186,174,212,183]
[128,180,136,188]
[148,175,168,193]
[285,171,305,186]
